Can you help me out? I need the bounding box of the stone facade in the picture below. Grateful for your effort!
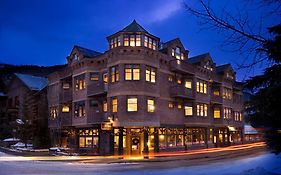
[48,20,244,155]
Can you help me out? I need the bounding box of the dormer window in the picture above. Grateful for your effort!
[172,47,184,60]
[204,61,213,71]
[73,54,79,61]
[226,72,234,79]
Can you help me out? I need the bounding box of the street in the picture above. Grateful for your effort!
[0,142,280,175]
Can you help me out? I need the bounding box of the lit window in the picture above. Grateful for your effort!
[196,80,207,94]
[177,79,182,84]
[74,102,85,117]
[144,36,148,47]
[90,72,99,81]
[75,74,86,90]
[171,49,175,57]
[181,53,184,60]
[224,108,232,119]
[111,66,119,83]
[103,101,108,112]
[178,104,182,109]
[146,66,156,83]
[147,99,155,112]
[197,103,208,117]
[103,73,108,84]
[168,102,174,108]
[213,90,220,96]
[185,106,193,116]
[152,40,157,50]
[168,75,173,82]
[124,35,129,46]
[125,65,140,80]
[175,47,181,59]
[112,98,118,113]
[127,97,138,112]
[62,83,70,89]
[130,35,135,46]
[148,38,152,49]
[136,35,141,46]
[223,88,232,100]
[185,80,192,89]
[117,36,121,46]
[50,107,58,119]
[62,105,70,113]
[214,108,220,118]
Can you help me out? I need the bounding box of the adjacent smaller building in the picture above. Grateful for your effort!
[3,73,49,148]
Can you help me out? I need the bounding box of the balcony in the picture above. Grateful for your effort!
[60,112,72,127]
[59,90,72,102]
[211,95,223,104]
[169,60,195,75]
[87,83,108,96]
[170,84,195,99]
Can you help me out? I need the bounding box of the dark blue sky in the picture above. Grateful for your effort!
[0,0,276,81]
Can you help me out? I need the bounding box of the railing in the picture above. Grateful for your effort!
[169,60,195,75]
[170,84,195,99]
[211,95,223,104]
[59,90,72,102]
[87,83,108,96]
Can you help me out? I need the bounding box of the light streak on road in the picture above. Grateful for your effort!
[0,142,265,162]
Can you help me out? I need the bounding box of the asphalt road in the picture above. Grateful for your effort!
[0,142,279,175]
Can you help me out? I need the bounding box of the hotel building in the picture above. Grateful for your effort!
[48,20,244,155]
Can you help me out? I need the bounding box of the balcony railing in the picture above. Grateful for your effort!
[87,83,108,96]
[170,84,195,99]
[169,60,195,75]
[59,90,72,102]
[211,95,223,104]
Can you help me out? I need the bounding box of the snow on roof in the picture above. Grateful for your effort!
[15,73,48,91]
[244,124,259,134]
[0,92,6,96]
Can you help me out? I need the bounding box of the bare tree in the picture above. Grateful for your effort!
[183,0,280,70]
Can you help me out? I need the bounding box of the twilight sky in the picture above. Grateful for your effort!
[0,0,277,81]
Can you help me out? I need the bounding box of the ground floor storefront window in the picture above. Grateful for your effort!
[159,127,206,149]
[79,129,99,152]
[185,128,206,146]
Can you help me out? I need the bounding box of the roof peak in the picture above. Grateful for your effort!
[120,19,149,33]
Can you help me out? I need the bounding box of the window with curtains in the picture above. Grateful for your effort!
[224,108,232,119]
[214,108,221,118]
[147,98,155,112]
[196,103,208,117]
[111,66,119,83]
[196,79,208,94]
[74,101,86,117]
[185,106,193,116]
[112,97,118,113]
[74,74,86,90]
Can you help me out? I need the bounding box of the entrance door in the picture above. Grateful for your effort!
[131,136,141,155]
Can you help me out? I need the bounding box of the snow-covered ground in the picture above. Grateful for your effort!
[0,151,280,175]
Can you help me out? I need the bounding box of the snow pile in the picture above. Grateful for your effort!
[12,142,33,148]
[3,138,20,142]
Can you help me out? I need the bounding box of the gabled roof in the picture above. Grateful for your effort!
[216,64,233,73]
[161,38,182,49]
[74,45,102,58]
[121,19,149,33]
[14,73,48,91]
[187,53,210,64]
